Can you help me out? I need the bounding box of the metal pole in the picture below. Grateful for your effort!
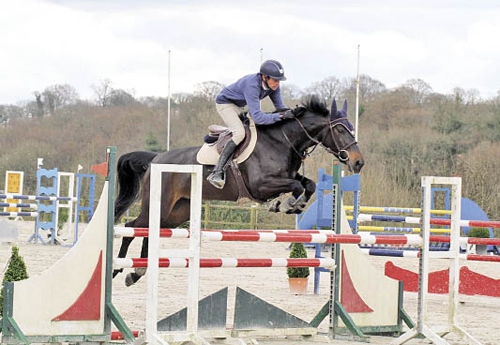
[355,45,360,141]
[167,50,171,151]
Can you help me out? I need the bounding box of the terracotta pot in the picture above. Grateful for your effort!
[288,277,308,294]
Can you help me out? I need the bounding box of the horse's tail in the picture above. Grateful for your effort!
[114,151,158,222]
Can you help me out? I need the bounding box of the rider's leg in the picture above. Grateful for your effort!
[207,139,237,189]
[207,103,245,189]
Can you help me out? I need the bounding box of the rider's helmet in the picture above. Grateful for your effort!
[260,60,287,81]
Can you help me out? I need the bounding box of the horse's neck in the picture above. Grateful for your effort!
[280,118,323,150]
[254,120,321,160]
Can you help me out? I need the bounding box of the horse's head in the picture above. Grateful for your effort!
[294,96,364,173]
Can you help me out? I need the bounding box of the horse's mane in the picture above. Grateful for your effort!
[294,94,330,118]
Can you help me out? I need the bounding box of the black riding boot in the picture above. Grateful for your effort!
[207,139,237,189]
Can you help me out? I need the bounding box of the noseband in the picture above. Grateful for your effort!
[288,116,357,162]
[325,118,358,162]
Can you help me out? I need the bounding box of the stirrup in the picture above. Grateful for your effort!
[207,171,225,189]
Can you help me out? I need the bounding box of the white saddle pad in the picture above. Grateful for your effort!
[196,118,257,165]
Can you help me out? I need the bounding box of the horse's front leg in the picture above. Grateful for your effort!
[296,173,316,203]
[265,178,306,214]
[282,174,316,214]
[268,174,316,214]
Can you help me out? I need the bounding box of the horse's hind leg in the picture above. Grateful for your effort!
[112,228,135,278]
[125,237,148,286]
[118,210,150,285]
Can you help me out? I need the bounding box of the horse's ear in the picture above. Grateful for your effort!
[342,99,348,114]
[331,98,337,116]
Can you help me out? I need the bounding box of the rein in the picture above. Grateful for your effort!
[280,129,317,160]
[282,116,357,162]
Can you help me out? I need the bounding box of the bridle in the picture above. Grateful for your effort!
[281,115,357,162]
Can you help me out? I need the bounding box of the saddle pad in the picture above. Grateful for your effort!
[196,118,257,165]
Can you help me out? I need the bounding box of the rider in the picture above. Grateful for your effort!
[207,59,295,189]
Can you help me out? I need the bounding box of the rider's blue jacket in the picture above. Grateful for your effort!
[215,73,286,125]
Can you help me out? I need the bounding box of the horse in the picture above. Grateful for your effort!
[113,95,364,286]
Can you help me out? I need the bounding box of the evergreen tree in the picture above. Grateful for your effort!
[0,246,28,316]
[287,242,310,278]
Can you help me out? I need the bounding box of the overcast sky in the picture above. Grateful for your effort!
[2,0,500,104]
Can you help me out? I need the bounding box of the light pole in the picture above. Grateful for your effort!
[355,45,360,142]
[167,50,171,151]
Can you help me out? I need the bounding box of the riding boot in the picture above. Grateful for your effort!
[207,139,238,189]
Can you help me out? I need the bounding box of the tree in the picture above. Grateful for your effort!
[107,89,137,107]
[401,78,433,105]
[304,76,343,105]
[0,105,24,124]
[358,74,386,102]
[0,246,29,315]
[144,131,164,152]
[194,81,224,100]
[287,242,309,278]
[34,92,44,118]
[92,79,113,107]
[280,84,302,103]
[42,84,79,114]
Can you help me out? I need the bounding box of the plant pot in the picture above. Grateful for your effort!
[288,277,308,295]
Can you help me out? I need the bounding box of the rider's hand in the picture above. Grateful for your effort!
[280,109,294,120]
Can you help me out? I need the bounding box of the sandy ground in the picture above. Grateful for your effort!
[1,221,500,345]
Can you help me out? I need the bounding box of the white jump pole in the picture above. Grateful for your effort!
[146,164,203,345]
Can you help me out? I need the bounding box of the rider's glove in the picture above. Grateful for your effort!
[280,109,294,120]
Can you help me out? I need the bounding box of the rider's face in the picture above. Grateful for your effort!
[266,77,280,90]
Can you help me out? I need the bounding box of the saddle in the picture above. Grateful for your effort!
[203,114,252,158]
[196,113,257,167]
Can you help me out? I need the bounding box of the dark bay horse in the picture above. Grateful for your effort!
[114,96,364,286]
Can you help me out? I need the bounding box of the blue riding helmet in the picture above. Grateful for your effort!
[260,60,287,81]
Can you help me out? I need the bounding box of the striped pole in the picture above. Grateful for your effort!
[0,194,76,201]
[114,227,189,238]
[114,227,333,237]
[114,227,423,246]
[201,231,423,246]
[345,205,452,215]
[360,248,500,262]
[357,225,451,234]
[115,226,500,247]
[114,257,336,269]
[0,212,38,217]
[358,213,500,229]
[0,203,37,209]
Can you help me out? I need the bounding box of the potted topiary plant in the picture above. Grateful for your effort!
[287,242,310,294]
[1,246,29,316]
[467,227,490,255]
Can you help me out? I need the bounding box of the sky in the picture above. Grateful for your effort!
[2,0,500,104]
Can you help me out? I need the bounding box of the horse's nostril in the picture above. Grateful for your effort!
[350,158,364,173]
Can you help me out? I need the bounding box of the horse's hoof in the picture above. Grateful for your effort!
[125,273,136,287]
[112,269,123,278]
[294,202,307,213]
[279,196,296,213]
[268,200,281,212]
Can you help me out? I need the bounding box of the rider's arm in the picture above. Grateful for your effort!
[269,85,287,110]
[244,83,282,125]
